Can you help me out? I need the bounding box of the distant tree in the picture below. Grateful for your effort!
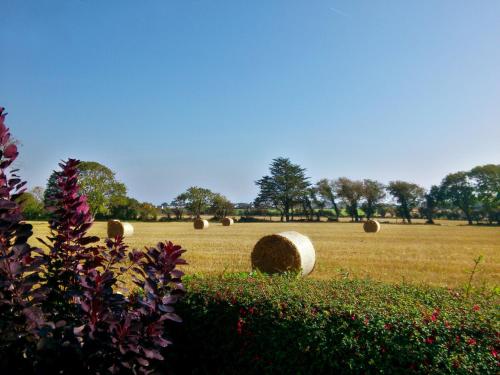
[183,186,214,218]
[159,202,172,219]
[16,191,45,219]
[422,185,443,224]
[316,179,340,220]
[109,197,140,220]
[335,178,364,222]
[308,187,324,221]
[45,161,127,217]
[43,172,58,208]
[469,164,500,224]
[136,202,159,221]
[171,193,188,220]
[255,157,310,222]
[378,203,396,218]
[210,193,234,220]
[361,179,386,219]
[440,172,477,225]
[387,181,425,223]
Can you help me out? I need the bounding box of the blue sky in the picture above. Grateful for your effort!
[1,0,499,204]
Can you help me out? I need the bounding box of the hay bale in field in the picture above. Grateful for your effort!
[251,231,316,276]
[363,219,381,233]
[221,217,234,226]
[107,220,134,238]
[194,218,209,230]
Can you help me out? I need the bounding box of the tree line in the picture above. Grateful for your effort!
[19,161,234,221]
[254,157,499,224]
[18,158,499,224]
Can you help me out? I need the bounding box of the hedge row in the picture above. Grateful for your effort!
[165,275,498,374]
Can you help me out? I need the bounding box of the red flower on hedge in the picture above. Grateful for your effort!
[425,337,435,344]
[467,338,476,346]
[473,304,480,312]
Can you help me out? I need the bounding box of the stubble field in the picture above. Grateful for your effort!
[28,220,500,288]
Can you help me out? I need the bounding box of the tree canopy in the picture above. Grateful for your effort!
[255,157,310,222]
[45,161,127,217]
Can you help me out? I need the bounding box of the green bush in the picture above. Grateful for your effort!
[166,275,498,374]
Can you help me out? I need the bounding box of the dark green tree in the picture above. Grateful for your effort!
[361,179,386,219]
[469,164,500,224]
[387,181,425,223]
[440,172,477,225]
[255,157,310,222]
[422,185,443,224]
[110,197,140,220]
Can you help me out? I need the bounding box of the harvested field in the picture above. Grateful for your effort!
[29,220,500,288]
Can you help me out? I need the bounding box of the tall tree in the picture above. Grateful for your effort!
[335,177,364,222]
[182,186,214,218]
[316,179,340,220]
[440,172,477,225]
[387,181,425,223]
[361,179,386,219]
[469,164,500,224]
[255,157,310,222]
[45,161,127,217]
[422,185,443,224]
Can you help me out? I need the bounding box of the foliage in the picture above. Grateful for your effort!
[316,179,341,220]
[210,193,234,220]
[110,196,141,220]
[181,186,214,218]
[16,191,46,219]
[335,177,364,222]
[170,193,188,220]
[45,160,127,218]
[421,185,443,224]
[361,179,385,219]
[0,108,186,374]
[440,172,478,225]
[387,181,425,223]
[0,107,46,373]
[167,274,499,374]
[469,164,500,224]
[255,157,310,222]
[136,201,159,221]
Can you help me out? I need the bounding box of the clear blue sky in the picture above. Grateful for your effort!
[1,0,499,204]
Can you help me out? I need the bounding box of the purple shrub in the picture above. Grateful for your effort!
[0,107,46,371]
[0,107,187,374]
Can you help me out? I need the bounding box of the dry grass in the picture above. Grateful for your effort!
[29,220,500,288]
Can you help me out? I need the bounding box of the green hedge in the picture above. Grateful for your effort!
[165,275,498,374]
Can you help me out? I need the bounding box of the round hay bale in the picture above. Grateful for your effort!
[193,218,209,230]
[251,231,316,276]
[107,220,134,238]
[363,219,381,233]
[221,217,234,226]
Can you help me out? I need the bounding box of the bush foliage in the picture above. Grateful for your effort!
[0,108,186,374]
[167,274,499,374]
